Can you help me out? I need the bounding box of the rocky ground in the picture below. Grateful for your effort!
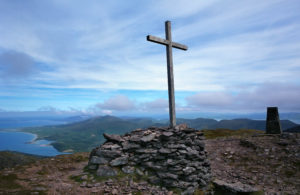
[0,130,299,195]
[206,132,300,194]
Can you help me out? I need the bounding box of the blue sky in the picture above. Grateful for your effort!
[0,0,300,117]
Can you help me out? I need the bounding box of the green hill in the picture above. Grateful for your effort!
[21,116,154,153]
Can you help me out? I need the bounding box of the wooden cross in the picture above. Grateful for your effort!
[147,21,188,128]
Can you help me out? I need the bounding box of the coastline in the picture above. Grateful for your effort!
[0,131,68,156]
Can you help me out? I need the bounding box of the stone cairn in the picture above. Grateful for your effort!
[88,124,211,193]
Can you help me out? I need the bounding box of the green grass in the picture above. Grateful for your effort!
[203,129,263,139]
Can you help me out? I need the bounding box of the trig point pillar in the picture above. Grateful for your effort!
[266,107,282,134]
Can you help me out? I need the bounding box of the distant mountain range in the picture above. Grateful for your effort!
[17,115,299,153]
[1,112,300,129]
[285,125,300,133]
[177,118,297,130]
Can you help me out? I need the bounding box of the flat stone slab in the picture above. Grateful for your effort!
[103,133,124,142]
[213,179,261,194]
[96,165,117,177]
[90,156,108,165]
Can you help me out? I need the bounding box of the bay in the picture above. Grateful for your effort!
[0,131,67,156]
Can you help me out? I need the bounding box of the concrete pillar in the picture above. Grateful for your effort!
[266,107,282,134]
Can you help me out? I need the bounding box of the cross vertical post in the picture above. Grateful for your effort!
[147,21,188,128]
[165,21,176,128]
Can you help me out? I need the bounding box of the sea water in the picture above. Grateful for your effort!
[0,131,67,156]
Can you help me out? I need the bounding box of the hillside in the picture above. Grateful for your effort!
[0,151,44,170]
[0,130,299,194]
[19,116,298,153]
[21,116,157,153]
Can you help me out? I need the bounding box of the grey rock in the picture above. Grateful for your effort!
[198,178,207,186]
[163,179,179,187]
[166,144,186,149]
[161,131,174,139]
[168,165,183,171]
[87,164,98,170]
[181,186,196,195]
[136,148,157,154]
[33,187,46,191]
[148,176,161,184]
[80,175,88,180]
[90,156,108,165]
[136,168,144,176]
[177,181,190,189]
[159,148,172,154]
[157,172,178,180]
[174,124,188,130]
[186,147,199,155]
[181,128,196,133]
[138,153,151,159]
[110,156,128,166]
[122,141,140,150]
[153,155,165,160]
[101,143,121,150]
[194,139,205,148]
[96,165,117,177]
[167,158,179,166]
[141,133,156,142]
[129,135,141,142]
[188,161,204,168]
[185,138,193,146]
[121,166,135,174]
[103,133,124,142]
[144,162,163,170]
[201,173,212,181]
[185,174,198,182]
[183,166,196,175]
[96,149,122,158]
[178,149,187,154]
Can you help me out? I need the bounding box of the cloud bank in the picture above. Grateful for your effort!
[0,0,299,113]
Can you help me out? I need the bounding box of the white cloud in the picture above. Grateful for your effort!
[185,82,300,112]
[142,98,168,111]
[101,110,113,115]
[186,92,233,108]
[95,95,136,111]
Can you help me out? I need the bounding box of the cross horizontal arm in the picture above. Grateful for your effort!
[147,35,169,45]
[172,42,188,51]
[147,35,188,51]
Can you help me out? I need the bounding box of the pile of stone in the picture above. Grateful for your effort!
[88,124,211,193]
